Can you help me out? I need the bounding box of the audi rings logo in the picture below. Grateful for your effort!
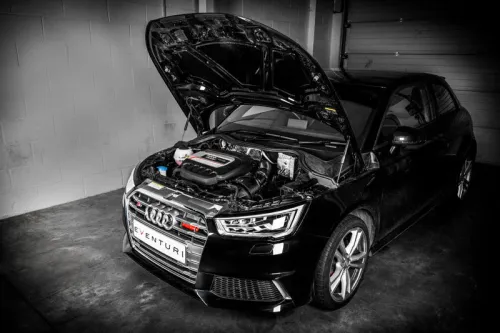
[144,206,178,231]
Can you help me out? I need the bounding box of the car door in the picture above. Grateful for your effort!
[426,80,464,192]
[372,82,437,237]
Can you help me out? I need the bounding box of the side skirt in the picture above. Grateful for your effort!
[369,200,439,256]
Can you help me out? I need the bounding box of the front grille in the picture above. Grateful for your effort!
[128,192,207,246]
[210,276,283,302]
[127,190,207,284]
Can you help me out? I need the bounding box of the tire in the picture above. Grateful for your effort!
[312,215,370,310]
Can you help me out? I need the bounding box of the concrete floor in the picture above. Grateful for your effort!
[1,164,497,333]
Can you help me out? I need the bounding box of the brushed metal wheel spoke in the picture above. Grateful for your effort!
[330,266,343,293]
[463,160,472,175]
[339,240,348,257]
[458,159,473,199]
[345,229,362,256]
[350,251,367,262]
[334,250,343,262]
[350,261,364,268]
[340,269,351,299]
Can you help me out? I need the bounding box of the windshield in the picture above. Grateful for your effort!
[214,105,344,141]
[331,83,381,140]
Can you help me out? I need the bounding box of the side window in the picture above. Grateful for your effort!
[387,85,433,128]
[432,83,457,115]
[376,84,432,145]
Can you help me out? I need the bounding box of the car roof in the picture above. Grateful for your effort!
[325,69,444,89]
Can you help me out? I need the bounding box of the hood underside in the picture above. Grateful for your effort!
[146,13,353,139]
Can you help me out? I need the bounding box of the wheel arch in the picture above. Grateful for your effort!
[348,207,377,247]
[446,106,477,160]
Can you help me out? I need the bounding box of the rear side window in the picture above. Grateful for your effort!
[432,83,456,115]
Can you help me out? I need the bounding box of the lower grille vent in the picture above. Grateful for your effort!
[210,276,283,302]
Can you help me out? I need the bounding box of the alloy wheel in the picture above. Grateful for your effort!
[329,227,368,302]
[457,159,473,200]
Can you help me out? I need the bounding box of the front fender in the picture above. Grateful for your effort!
[300,170,379,239]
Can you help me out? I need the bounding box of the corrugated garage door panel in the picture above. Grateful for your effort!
[455,92,500,113]
[347,22,495,55]
[475,128,500,165]
[347,0,468,22]
[347,55,500,92]
[455,91,500,129]
[345,0,500,164]
[346,55,500,74]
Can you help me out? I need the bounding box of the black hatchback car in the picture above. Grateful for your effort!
[121,13,476,312]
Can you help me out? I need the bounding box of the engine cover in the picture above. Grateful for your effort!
[176,149,255,186]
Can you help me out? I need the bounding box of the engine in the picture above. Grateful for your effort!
[173,147,274,199]
[174,150,256,186]
[138,136,328,204]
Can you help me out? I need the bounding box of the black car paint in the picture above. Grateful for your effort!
[123,71,475,311]
[122,204,328,310]
[123,14,476,311]
[367,75,475,240]
[145,13,364,166]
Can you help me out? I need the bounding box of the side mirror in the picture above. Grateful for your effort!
[392,126,426,146]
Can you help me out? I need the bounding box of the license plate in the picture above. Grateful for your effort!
[133,220,186,264]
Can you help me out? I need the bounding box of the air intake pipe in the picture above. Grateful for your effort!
[233,160,272,199]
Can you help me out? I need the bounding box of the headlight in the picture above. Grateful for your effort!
[125,167,136,194]
[215,205,306,239]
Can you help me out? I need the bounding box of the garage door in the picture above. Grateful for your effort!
[343,0,500,165]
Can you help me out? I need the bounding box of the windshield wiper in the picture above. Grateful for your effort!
[222,129,298,142]
[298,140,346,146]
[261,133,298,141]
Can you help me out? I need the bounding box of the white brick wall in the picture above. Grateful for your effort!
[0,0,311,219]
[214,0,309,48]
[0,0,197,219]
[313,0,343,68]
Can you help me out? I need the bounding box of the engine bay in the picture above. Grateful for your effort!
[137,136,337,210]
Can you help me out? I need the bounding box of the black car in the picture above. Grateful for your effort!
[121,13,476,312]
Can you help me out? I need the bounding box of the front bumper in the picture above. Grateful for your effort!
[122,205,327,312]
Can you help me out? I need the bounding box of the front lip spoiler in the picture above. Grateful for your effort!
[122,232,296,312]
[194,289,296,313]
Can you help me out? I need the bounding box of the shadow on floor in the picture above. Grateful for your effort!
[1,163,498,333]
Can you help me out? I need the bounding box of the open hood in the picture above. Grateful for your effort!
[146,13,354,140]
